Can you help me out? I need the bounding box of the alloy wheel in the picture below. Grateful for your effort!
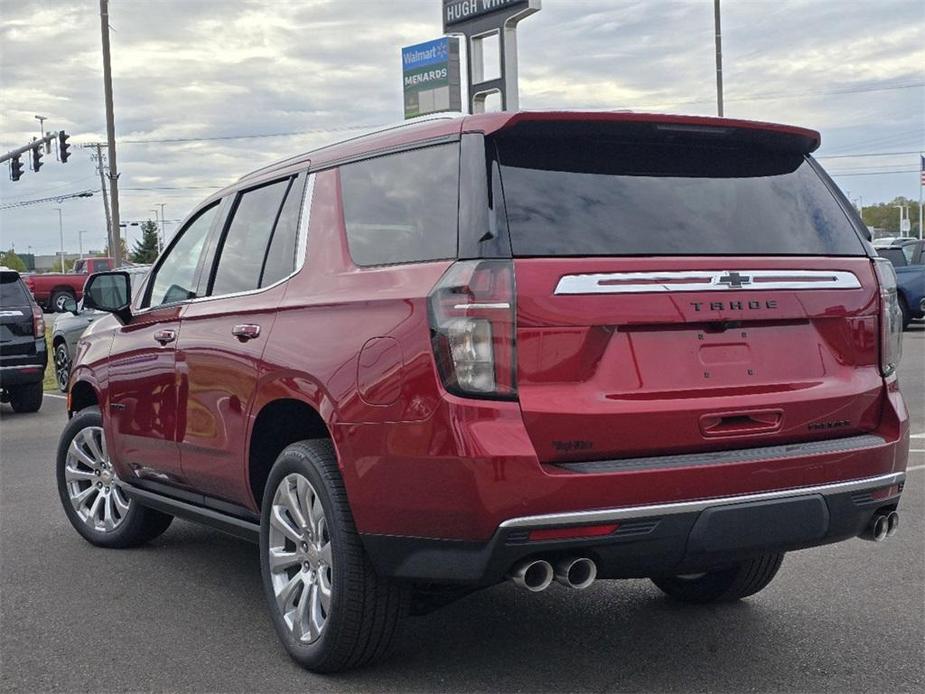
[268,473,333,644]
[54,343,71,392]
[64,426,131,532]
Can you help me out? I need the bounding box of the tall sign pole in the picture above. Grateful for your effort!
[714,0,724,117]
[100,0,122,266]
[442,0,541,113]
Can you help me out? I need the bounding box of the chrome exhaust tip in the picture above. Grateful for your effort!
[886,511,899,537]
[554,557,597,590]
[509,559,554,592]
[860,512,890,542]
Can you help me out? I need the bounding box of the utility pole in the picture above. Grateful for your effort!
[90,143,113,247]
[158,202,166,250]
[100,0,122,266]
[714,0,724,117]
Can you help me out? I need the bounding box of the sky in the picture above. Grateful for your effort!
[1,0,923,257]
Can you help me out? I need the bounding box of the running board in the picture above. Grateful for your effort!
[122,484,260,543]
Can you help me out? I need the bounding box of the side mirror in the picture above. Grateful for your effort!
[82,271,132,324]
[59,296,79,315]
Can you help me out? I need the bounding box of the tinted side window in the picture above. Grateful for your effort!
[146,203,218,307]
[211,179,289,296]
[340,144,459,266]
[260,174,306,287]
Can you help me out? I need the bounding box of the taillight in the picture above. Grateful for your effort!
[873,257,902,377]
[32,303,45,338]
[428,260,517,400]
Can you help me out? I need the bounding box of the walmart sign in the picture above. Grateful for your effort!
[401,37,461,119]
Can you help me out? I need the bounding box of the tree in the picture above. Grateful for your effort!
[0,249,26,272]
[103,236,128,263]
[861,197,923,236]
[51,256,75,273]
[131,220,161,264]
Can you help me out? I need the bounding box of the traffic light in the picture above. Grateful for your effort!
[31,144,43,172]
[10,155,24,181]
[59,131,71,163]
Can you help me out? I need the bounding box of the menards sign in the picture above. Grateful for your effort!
[401,37,461,119]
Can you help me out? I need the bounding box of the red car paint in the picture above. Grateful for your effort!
[67,111,908,555]
[24,256,114,310]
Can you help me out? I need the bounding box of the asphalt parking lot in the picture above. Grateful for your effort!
[1,324,923,693]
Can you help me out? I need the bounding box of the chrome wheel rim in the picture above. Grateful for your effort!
[54,294,69,311]
[268,473,333,644]
[64,426,131,532]
[54,344,70,392]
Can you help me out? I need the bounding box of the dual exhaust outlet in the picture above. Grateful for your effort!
[861,510,900,542]
[509,557,597,592]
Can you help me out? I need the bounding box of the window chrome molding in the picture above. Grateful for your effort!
[554,269,861,295]
[132,172,315,315]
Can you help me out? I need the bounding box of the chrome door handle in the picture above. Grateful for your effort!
[232,324,261,341]
[153,329,176,345]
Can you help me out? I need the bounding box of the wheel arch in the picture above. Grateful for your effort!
[69,379,99,415]
[248,397,335,511]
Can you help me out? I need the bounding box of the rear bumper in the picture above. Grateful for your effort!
[362,471,905,584]
[0,362,46,387]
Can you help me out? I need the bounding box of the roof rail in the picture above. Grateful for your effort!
[239,112,466,182]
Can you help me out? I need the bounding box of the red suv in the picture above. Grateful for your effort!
[57,112,910,672]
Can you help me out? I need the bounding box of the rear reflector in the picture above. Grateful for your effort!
[527,523,619,542]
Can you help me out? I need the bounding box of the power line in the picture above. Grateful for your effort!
[111,122,384,146]
[816,149,924,160]
[0,189,97,210]
[829,169,918,177]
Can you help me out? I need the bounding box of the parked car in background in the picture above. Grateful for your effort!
[51,265,151,391]
[0,267,47,412]
[23,256,114,312]
[56,112,909,672]
[875,239,925,328]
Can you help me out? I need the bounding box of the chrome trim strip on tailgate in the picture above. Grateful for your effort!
[499,471,905,529]
[554,269,862,295]
[552,434,886,474]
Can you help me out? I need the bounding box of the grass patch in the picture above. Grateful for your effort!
[43,321,58,393]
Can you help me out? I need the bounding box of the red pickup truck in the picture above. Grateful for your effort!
[23,257,114,312]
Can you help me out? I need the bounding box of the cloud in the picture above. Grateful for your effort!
[1,0,922,255]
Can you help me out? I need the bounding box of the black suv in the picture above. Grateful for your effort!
[0,268,47,412]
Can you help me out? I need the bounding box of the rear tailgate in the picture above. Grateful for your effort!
[0,272,40,363]
[515,256,881,463]
[491,117,879,464]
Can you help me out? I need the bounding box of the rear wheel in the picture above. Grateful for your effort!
[56,406,173,547]
[259,439,408,673]
[9,382,43,413]
[651,553,785,603]
[54,341,71,392]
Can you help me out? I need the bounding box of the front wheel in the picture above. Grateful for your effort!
[899,295,911,330]
[651,553,785,603]
[259,439,408,673]
[56,406,173,547]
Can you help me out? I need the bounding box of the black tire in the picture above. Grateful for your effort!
[50,289,75,313]
[54,341,71,393]
[899,295,911,330]
[9,381,43,413]
[259,439,409,673]
[651,553,785,604]
[57,406,173,548]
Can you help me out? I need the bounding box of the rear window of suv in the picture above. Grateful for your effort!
[495,138,866,257]
[0,272,30,307]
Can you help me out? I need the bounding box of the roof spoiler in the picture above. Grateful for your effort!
[479,111,821,154]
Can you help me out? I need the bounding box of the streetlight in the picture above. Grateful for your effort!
[35,115,49,153]
[53,207,65,271]
[77,231,88,259]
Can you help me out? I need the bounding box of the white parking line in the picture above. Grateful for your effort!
[911,433,925,439]
[907,464,925,472]
[44,393,66,400]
